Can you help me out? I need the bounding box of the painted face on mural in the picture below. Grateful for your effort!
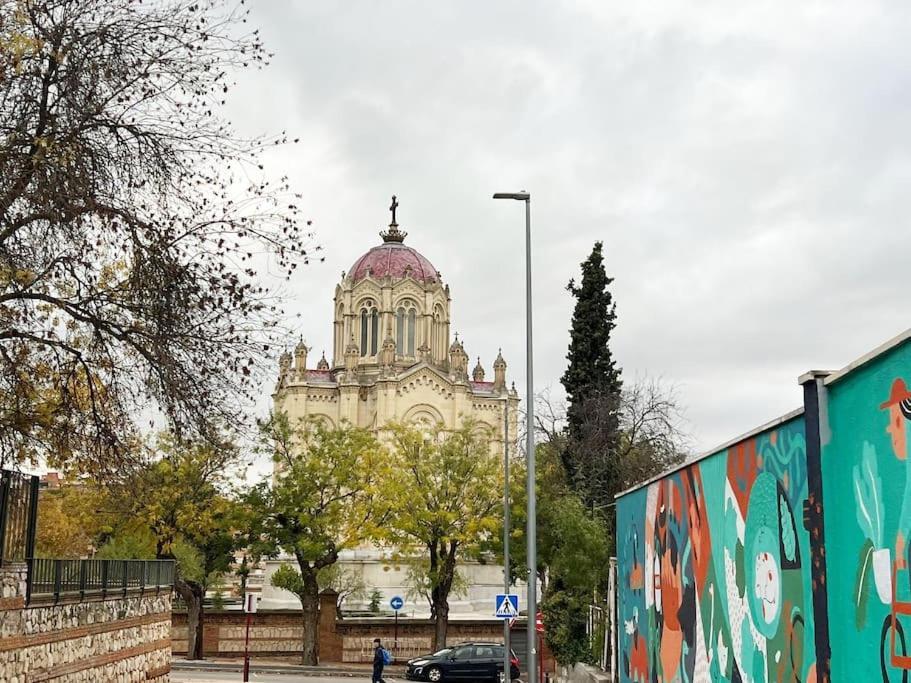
[754,550,781,625]
[880,378,911,460]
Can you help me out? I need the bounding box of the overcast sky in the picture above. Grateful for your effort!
[227,0,911,455]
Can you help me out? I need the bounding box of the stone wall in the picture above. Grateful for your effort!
[0,563,172,682]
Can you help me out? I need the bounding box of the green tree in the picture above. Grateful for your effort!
[95,527,205,586]
[506,431,611,667]
[560,241,622,507]
[368,588,383,614]
[507,441,610,594]
[243,414,385,665]
[540,588,593,666]
[109,434,240,660]
[0,0,312,471]
[384,421,502,649]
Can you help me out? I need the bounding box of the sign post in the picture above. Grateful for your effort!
[535,611,544,683]
[495,595,519,681]
[390,596,404,654]
[243,593,258,682]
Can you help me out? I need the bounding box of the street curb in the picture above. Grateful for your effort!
[172,660,405,678]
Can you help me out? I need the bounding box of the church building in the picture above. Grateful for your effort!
[273,196,520,440]
[262,198,520,615]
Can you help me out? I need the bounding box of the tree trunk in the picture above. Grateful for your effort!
[175,578,205,660]
[432,593,449,650]
[296,561,321,665]
[300,588,319,665]
[430,540,458,651]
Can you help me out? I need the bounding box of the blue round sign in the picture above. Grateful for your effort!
[390,596,404,611]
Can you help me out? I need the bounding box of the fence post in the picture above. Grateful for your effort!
[0,471,12,566]
[101,560,108,599]
[24,476,38,563]
[53,559,62,604]
[79,560,87,600]
[25,557,33,606]
[122,559,128,598]
[141,560,147,595]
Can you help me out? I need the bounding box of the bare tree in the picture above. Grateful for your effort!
[614,377,690,490]
[0,0,314,472]
[534,378,690,512]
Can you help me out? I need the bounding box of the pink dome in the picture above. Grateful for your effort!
[349,242,439,284]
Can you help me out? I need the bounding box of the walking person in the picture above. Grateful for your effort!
[373,637,387,683]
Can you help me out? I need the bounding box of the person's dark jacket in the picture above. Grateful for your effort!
[373,645,385,672]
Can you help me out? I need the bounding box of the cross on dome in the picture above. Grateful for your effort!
[380,194,407,243]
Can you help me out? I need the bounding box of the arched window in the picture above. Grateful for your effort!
[395,300,418,358]
[336,304,344,361]
[359,300,379,357]
[370,309,378,356]
[396,307,405,355]
[433,304,444,360]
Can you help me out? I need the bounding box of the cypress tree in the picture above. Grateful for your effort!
[560,242,622,504]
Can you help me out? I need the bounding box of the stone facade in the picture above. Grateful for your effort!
[273,201,520,441]
[0,564,171,682]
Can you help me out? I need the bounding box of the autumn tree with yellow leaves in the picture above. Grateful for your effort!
[109,434,240,660]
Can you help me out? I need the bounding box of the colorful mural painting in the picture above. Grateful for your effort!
[617,417,816,683]
[616,331,911,683]
[822,339,911,682]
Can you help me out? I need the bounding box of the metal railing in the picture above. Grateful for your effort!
[0,470,39,566]
[588,604,609,671]
[26,558,175,604]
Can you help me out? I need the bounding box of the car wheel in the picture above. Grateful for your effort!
[427,666,443,682]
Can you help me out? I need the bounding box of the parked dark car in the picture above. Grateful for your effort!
[405,642,521,682]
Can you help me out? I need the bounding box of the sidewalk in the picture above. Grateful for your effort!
[172,657,406,678]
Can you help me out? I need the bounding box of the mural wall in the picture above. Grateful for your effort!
[822,340,911,682]
[617,417,816,683]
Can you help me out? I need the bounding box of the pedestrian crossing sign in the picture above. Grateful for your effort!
[495,594,519,619]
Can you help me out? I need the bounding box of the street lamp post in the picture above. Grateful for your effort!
[492,192,535,683]
[503,396,511,683]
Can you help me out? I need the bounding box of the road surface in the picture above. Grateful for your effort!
[172,672,383,683]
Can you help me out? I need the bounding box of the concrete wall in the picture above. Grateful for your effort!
[0,563,172,682]
[616,415,814,683]
[259,551,516,615]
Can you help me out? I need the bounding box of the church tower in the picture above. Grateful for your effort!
[273,196,519,439]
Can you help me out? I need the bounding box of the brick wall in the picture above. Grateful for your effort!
[0,563,172,682]
[172,591,508,663]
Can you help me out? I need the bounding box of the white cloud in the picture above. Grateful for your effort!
[231,0,911,457]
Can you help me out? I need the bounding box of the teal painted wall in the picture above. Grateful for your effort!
[822,339,911,682]
[616,417,815,683]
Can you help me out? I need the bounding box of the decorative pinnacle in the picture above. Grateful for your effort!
[380,194,408,243]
